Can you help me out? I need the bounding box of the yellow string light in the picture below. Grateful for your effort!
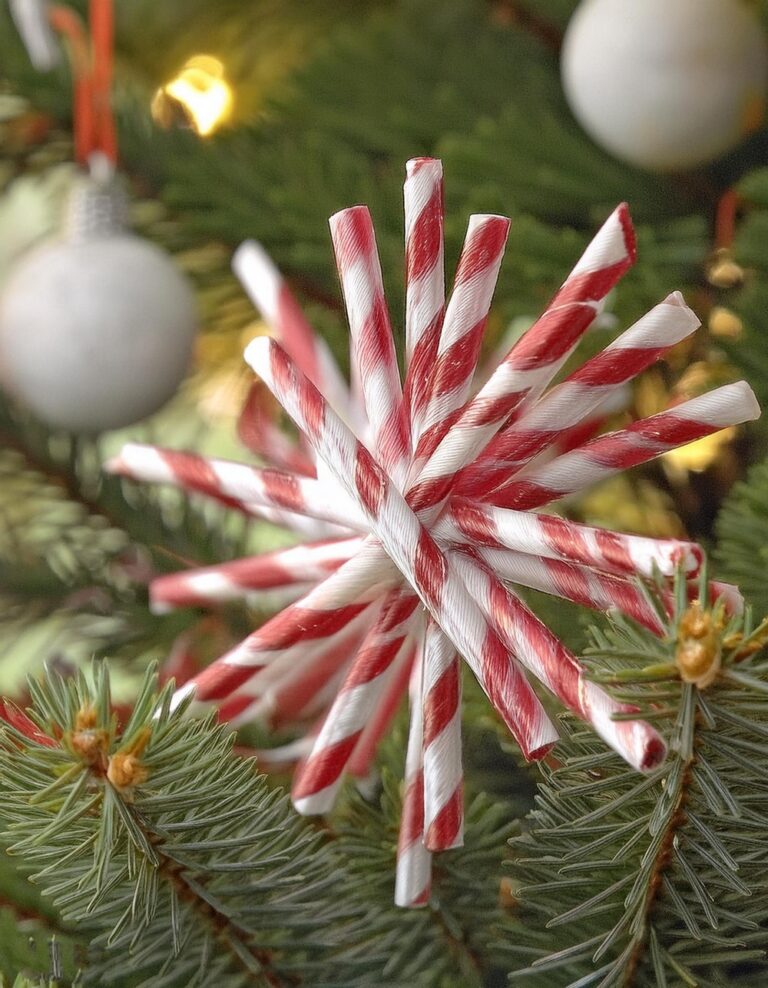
[152,55,233,137]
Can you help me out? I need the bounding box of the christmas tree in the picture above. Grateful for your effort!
[1,1,768,984]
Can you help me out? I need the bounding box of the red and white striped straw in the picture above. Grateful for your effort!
[174,370,745,744]
[403,158,445,438]
[150,537,362,612]
[395,653,432,908]
[555,202,636,304]
[212,604,375,727]
[236,382,315,475]
[256,612,373,727]
[704,580,743,614]
[254,733,318,772]
[292,586,419,814]
[348,634,418,777]
[545,385,631,458]
[461,292,700,496]
[482,546,665,633]
[410,213,510,455]
[233,240,351,417]
[173,542,395,706]
[421,618,463,851]
[406,204,636,514]
[490,381,760,511]
[452,551,666,772]
[404,159,444,366]
[107,443,366,534]
[439,501,702,581]
[403,202,506,828]
[10,0,61,71]
[330,206,410,484]
[246,336,559,760]
[403,201,505,841]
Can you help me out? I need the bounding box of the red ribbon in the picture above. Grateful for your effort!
[48,0,116,165]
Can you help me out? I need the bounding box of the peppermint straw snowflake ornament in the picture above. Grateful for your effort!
[108,159,759,907]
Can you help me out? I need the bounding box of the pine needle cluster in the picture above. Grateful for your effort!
[505,573,768,986]
[0,665,391,987]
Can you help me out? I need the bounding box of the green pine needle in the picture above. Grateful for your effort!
[716,457,768,616]
[0,663,401,986]
[504,572,768,987]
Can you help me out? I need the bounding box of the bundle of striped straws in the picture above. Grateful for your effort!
[109,159,759,906]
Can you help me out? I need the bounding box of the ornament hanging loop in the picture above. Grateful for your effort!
[65,153,128,241]
[11,0,117,166]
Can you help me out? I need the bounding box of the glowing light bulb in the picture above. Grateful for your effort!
[152,55,233,137]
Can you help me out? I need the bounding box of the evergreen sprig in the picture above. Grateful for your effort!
[151,0,706,332]
[716,457,768,617]
[505,571,768,987]
[721,164,768,409]
[0,663,395,987]
[332,720,527,988]
[0,394,251,577]
[0,906,77,986]
[0,393,260,687]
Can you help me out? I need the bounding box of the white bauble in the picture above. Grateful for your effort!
[0,169,197,432]
[561,0,768,171]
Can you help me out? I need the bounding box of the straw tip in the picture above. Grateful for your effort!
[394,890,431,909]
[329,203,370,227]
[662,290,701,330]
[711,581,744,615]
[613,202,637,265]
[169,681,198,712]
[526,739,557,762]
[468,212,511,228]
[232,238,268,273]
[676,543,704,576]
[663,290,688,309]
[243,335,271,372]
[406,157,442,176]
[103,443,142,473]
[292,792,332,817]
[732,380,762,422]
[639,733,667,772]
[424,833,464,853]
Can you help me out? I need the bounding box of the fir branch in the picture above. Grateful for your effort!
[0,0,713,363]
[0,394,250,576]
[0,0,705,339]
[0,664,396,987]
[715,457,768,616]
[330,724,522,988]
[722,165,768,410]
[0,833,81,983]
[504,572,768,986]
[0,394,261,683]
